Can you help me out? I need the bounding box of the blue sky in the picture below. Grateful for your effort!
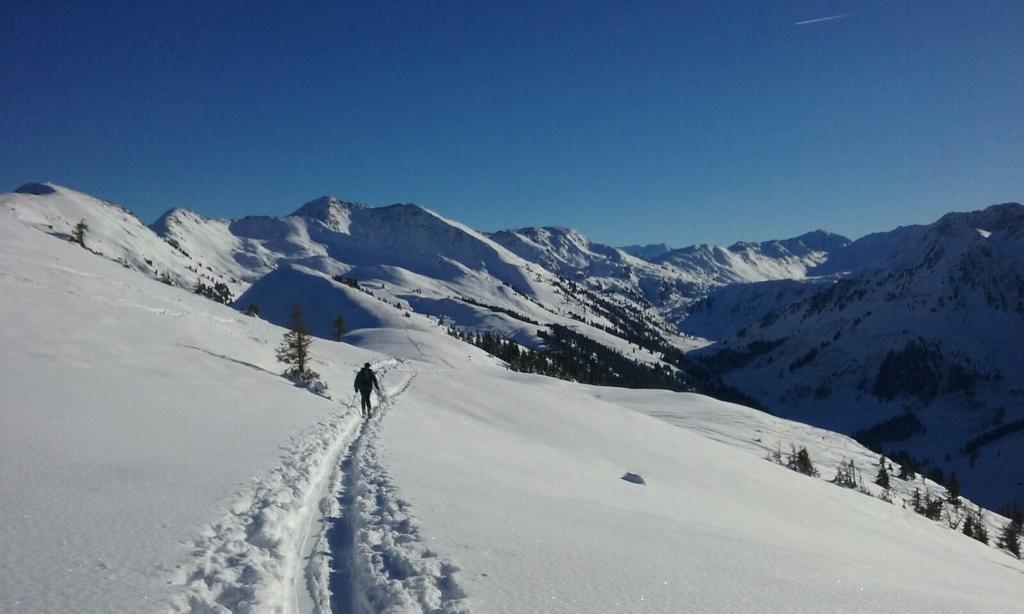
[2,1,1021,246]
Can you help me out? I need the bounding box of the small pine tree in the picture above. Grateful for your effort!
[72,219,88,247]
[963,512,975,537]
[962,508,989,545]
[914,488,944,520]
[276,306,318,381]
[875,454,891,490]
[833,459,859,488]
[997,520,1021,558]
[332,315,346,341]
[945,507,964,530]
[786,446,818,477]
[947,471,961,505]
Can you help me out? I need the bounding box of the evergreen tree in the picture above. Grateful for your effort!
[194,280,234,304]
[947,471,961,505]
[332,315,346,341]
[72,219,88,247]
[963,512,975,537]
[832,459,859,488]
[913,488,944,520]
[976,514,989,544]
[997,519,1021,558]
[875,454,891,489]
[276,306,317,380]
[962,508,989,544]
[786,446,818,477]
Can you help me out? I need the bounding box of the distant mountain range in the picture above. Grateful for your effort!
[4,181,1022,508]
[684,203,1024,506]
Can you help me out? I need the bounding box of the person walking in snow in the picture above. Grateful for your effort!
[354,362,381,418]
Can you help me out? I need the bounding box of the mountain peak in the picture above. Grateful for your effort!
[785,229,852,252]
[292,196,367,217]
[150,207,217,234]
[291,196,368,232]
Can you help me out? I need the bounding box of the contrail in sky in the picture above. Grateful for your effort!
[794,12,860,26]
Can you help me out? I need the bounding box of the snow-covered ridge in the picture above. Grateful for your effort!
[653,229,851,286]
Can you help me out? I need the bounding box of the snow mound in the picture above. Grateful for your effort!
[235,264,432,338]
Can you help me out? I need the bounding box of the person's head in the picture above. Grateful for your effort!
[363,362,371,369]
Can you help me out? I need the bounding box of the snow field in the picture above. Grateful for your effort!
[377,358,1024,613]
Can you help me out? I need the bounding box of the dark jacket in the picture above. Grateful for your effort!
[354,367,380,393]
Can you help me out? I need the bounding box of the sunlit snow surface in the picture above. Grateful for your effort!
[1,199,1023,613]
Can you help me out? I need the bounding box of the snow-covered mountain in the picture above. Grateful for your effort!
[3,189,1023,612]
[487,226,690,317]
[2,183,713,391]
[5,182,1022,509]
[490,226,851,328]
[687,204,1024,508]
[653,230,851,286]
[0,185,605,340]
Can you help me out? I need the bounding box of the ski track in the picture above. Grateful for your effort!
[167,358,469,613]
[327,370,471,614]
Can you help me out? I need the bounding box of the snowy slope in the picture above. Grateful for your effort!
[0,204,380,612]
[2,200,1024,613]
[371,334,1024,613]
[2,183,241,294]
